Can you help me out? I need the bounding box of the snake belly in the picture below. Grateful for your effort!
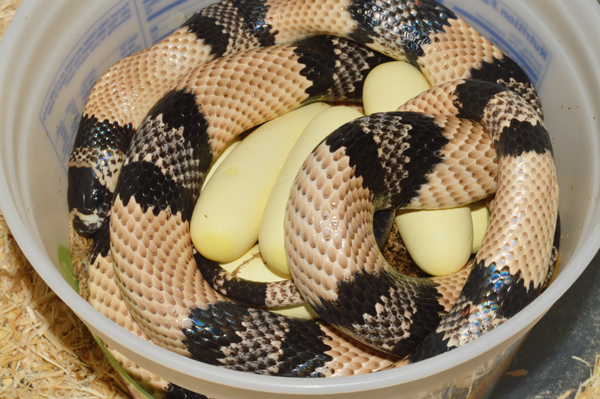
[67,0,559,391]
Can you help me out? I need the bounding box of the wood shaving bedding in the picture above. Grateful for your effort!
[0,0,19,39]
[0,212,127,398]
[570,355,600,399]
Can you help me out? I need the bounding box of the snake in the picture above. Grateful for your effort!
[66,0,559,397]
[197,209,397,308]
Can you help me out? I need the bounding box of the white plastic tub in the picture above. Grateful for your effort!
[1,0,599,398]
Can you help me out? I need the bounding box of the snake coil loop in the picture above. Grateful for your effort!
[67,1,559,396]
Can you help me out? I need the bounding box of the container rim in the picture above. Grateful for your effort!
[1,0,600,395]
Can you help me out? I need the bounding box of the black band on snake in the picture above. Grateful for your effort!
[67,1,559,397]
[197,209,395,308]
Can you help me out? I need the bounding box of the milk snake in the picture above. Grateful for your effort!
[67,0,559,397]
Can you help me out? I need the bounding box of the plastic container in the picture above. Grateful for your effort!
[1,0,599,397]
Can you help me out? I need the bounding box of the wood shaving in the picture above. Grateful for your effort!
[0,208,128,398]
[381,220,428,277]
[505,370,528,378]
[0,0,19,39]
[573,355,600,399]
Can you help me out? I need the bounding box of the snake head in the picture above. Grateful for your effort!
[68,165,113,236]
[67,116,131,236]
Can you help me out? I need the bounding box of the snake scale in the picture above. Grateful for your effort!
[67,0,559,397]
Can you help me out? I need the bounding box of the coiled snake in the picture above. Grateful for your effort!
[67,0,559,397]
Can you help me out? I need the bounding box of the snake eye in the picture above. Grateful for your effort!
[91,190,104,207]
